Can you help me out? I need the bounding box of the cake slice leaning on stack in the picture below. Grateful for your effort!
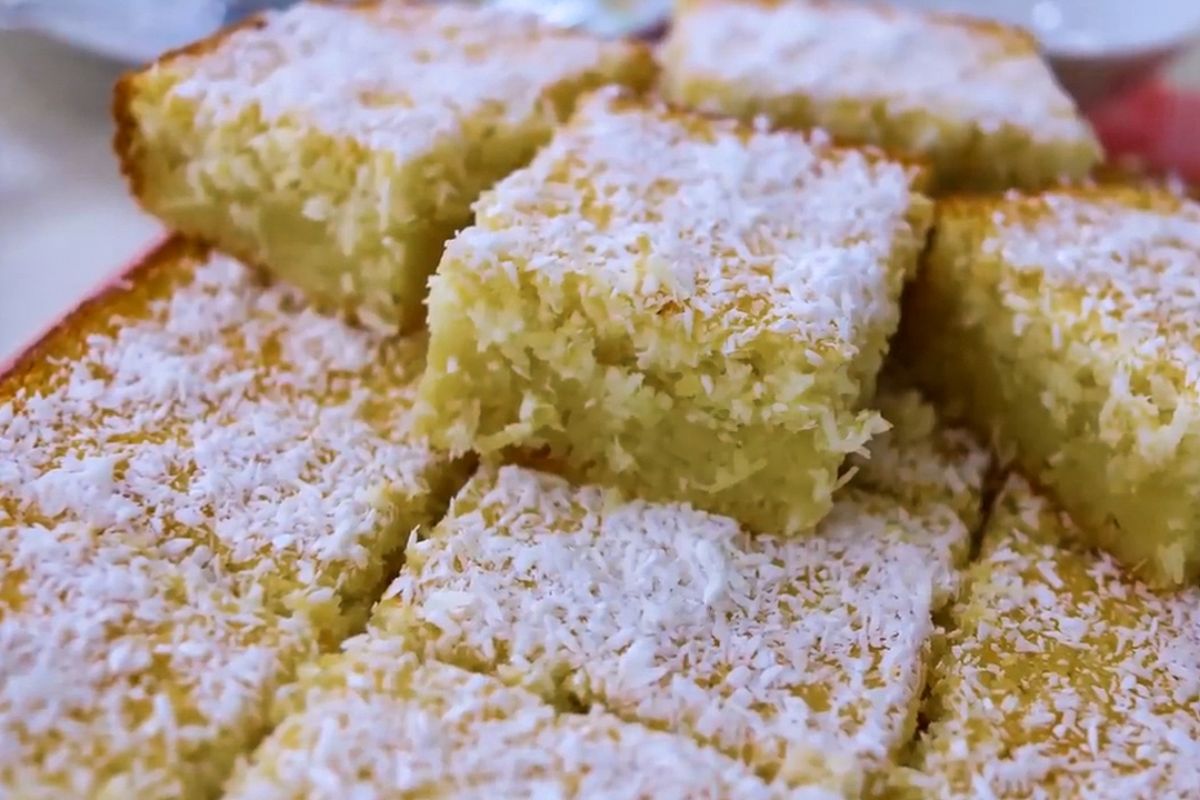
[415,90,932,535]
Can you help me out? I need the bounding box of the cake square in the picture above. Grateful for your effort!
[901,187,1200,586]
[225,635,789,799]
[0,522,312,800]
[660,0,1101,191]
[0,241,469,796]
[114,1,654,330]
[385,391,986,795]
[903,476,1200,798]
[415,90,931,535]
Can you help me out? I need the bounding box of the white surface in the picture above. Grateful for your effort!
[0,31,162,364]
[887,0,1200,55]
[0,0,226,63]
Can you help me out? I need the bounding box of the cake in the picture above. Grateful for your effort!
[114,1,655,331]
[659,0,1101,191]
[385,386,988,795]
[0,240,469,798]
[225,638,790,799]
[415,90,931,535]
[902,475,1200,798]
[901,187,1200,586]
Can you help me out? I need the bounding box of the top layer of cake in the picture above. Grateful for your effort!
[980,189,1200,389]
[226,636,791,799]
[161,1,641,162]
[453,88,928,357]
[665,0,1092,143]
[910,475,1200,798]
[385,451,976,793]
[0,241,469,796]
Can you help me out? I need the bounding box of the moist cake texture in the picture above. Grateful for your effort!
[901,187,1200,586]
[904,476,1200,799]
[416,90,931,535]
[386,389,987,796]
[114,1,654,330]
[0,241,468,798]
[848,379,991,533]
[225,636,791,799]
[660,0,1101,190]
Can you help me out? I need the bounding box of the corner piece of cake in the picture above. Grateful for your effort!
[114,1,655,331]
[660,0,1101,191]
[0,240,470,798]
[383,385,988,796]
[225,637,792,799]
[901,475,1200,799]
[415,89,932,536]
[901,186,1200,586]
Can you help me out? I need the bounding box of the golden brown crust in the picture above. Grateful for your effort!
[934,184,1188,223]
[111,14,268,206]
[0,237,204,393]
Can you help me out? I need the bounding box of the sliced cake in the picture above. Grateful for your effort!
[114,1,654,330]
[903,475,1200,798]
[415,89,931,535]
[901,187,1200,586]
[0,240,469,798]
[386,390,988,795]
[660,0,1100,190]
[226,637,790,799]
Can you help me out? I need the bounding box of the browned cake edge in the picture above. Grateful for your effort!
[0,236,197,389]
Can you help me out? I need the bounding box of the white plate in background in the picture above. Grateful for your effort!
[885,0,1200,105]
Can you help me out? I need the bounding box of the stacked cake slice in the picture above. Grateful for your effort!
[660,0,1100,190]
[415,90,931,535]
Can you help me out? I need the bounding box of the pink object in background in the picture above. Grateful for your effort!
[1090,80,1200,183]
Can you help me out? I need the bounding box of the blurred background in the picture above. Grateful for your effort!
[0,0,1198,362]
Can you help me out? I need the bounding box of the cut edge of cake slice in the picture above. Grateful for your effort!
[415,88,932,536]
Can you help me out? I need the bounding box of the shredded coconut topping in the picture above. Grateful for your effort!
[165,2,625,163]
[1,250,443,608]
[453,89,926,357]
[0,247,455,796]
[389,461,975,788]
[915,475,1200,799]
[850,382,991,529]
[228,638,793,799]
[986,190,1200,393]
[666,0,1091,142]
[0,517,311,798]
